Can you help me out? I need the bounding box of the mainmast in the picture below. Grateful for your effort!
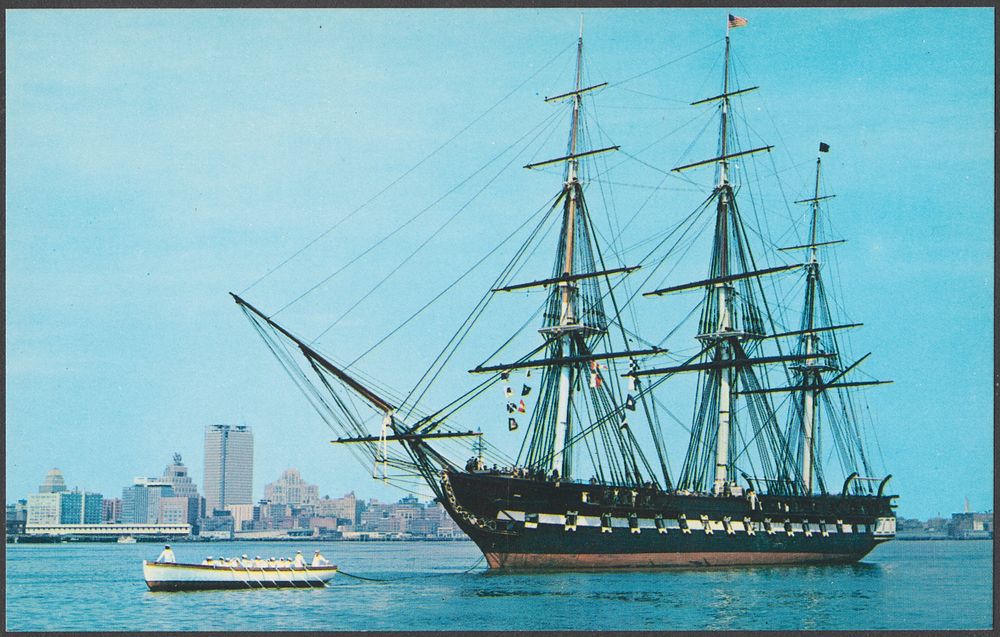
[639,15,791,496]
[712,32,734,496]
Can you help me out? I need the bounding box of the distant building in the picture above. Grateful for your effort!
[121,478,175,524]
[25,470,102,526]
[357,496,461,537]
[160,453,205,524]
[6,499,29,523]
[26,492,102,526]
[948,512,993,539]
[102,498,122,524]
[161,453,200,498]
[38,468,68,493]
[203,424,253,514]
[315,492,358,524]
[26,493,61,526]
[225,503,255,532]
[25,522,190,537]
[264,468,319,506]
[58,491,103,524]
[199,511,234,537]
[159,496,201,527]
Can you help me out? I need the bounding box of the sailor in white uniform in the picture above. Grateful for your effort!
[156,545,176,563]
[311,550,330,567]
[292,550,306,568]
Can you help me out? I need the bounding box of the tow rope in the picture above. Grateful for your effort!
[336,555,485,583]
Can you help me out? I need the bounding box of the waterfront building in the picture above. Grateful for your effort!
[198,511,234,538]
[6,499,29,522]
[26,493,60,525]
[356,496,459,537]
[203,424,254,514]
[24,522,191,537]
[38,468,67,493]
[102,498,122,524]
[121,478,175,524]
[315,492,358,524]
[26,487,102,527]
[58,491,103,524]
[263,468,319,506]
[948,512,993,539]
[159,496,200,526]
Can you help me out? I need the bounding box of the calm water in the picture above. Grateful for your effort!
[4,539,992,631]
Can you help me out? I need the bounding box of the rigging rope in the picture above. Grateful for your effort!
[241,40,575,296]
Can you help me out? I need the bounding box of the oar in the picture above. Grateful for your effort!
[301,563,330,588]
[242,563,265,588]
[228,563,254,589]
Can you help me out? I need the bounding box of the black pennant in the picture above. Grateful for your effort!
[625,394,637,411]
[819,142,830,153]
[506,402,516,413]
[508,417,518,431]
[500,371,510,381]
[521,384,532,396]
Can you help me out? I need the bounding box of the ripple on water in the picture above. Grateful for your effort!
[4,539,992,631]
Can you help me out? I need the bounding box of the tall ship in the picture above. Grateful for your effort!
[233,16,896,569]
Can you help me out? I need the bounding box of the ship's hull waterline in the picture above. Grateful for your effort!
[442,471,895,570]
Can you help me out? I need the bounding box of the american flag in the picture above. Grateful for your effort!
[728,14,748,28]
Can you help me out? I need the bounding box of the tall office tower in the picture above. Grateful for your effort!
[203,424,254,515]
[161,453,200,498]
[38,468,68,493]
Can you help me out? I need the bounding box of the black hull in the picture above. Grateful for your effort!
[440,471,895,570]
[145,580,326,591]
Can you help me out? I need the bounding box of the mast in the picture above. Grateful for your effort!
[550,21,585,477]
[711,32,734,496]
[799,153,823,493]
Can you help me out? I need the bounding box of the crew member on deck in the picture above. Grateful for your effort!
[156,545,176,563]
[292,550,306,568]
[312,550,330,567]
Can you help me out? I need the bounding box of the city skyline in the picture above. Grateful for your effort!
[5,9,994,520]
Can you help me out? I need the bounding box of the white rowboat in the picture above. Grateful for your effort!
[142,560,337,591]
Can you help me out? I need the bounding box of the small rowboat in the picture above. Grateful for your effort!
[142,560,338,591]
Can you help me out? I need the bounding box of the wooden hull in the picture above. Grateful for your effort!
[142,561,337,591]
[484,550,861,569]
[441,471,895,571]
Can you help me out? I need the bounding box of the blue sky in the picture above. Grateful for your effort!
[5,8,993,519]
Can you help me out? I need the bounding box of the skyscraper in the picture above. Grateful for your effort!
[161,453,200,498]
[203,424,254,514]
[160,453,205,524]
